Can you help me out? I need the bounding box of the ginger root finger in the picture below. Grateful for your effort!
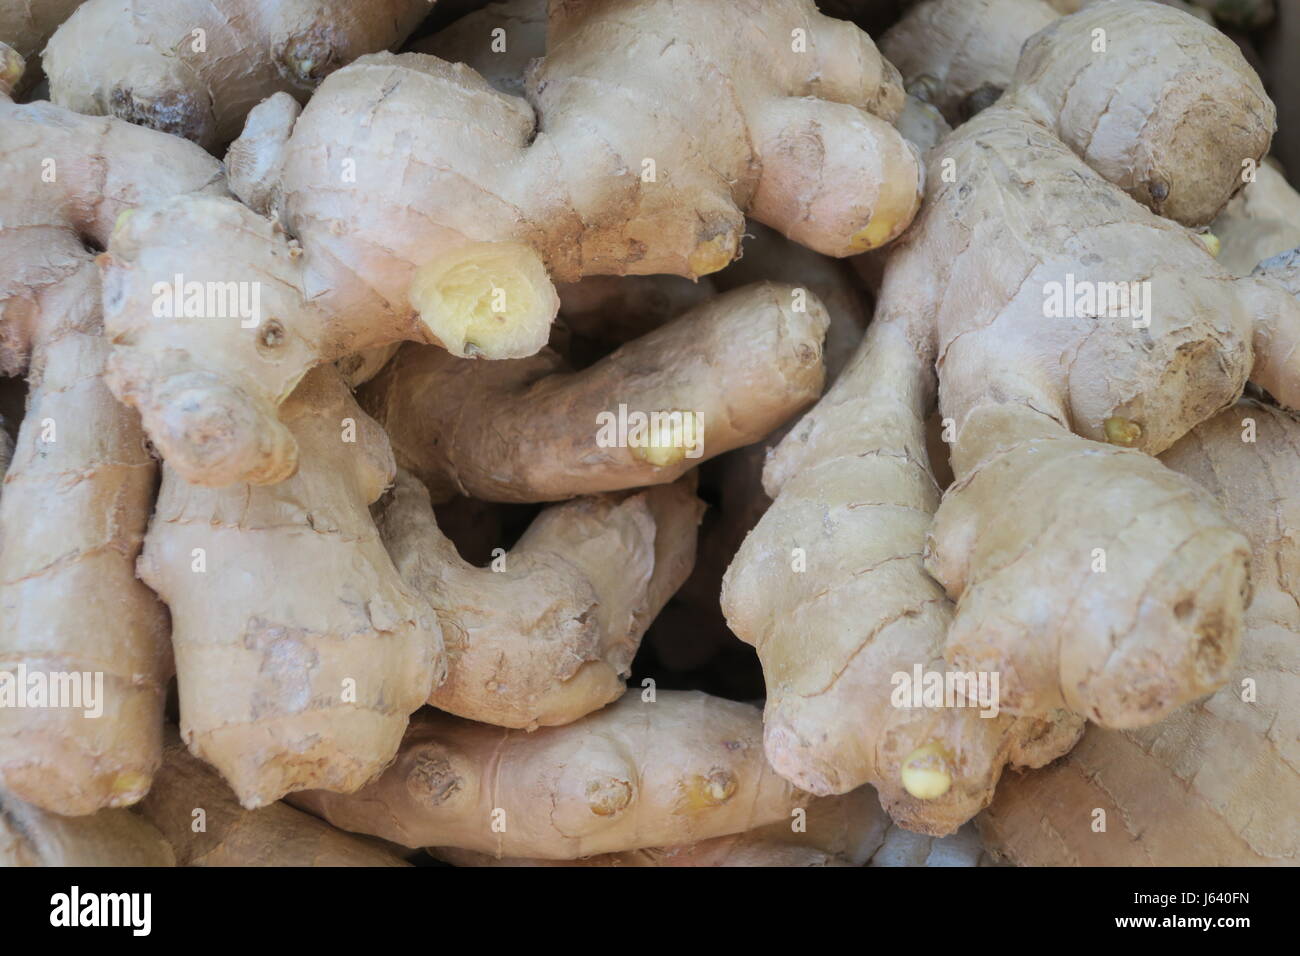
[361,282,829,503]
[979,401,1299,866]
[139,367,444,809]
[378,471,703,729]
[722,318,1082,833]
[0,68,224,815]
[289,690,806,859]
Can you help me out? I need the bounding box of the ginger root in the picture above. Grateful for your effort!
[979,401,1300,865]
[43,0,433,149]
[140,367,444,809]
[379,470,703,728]
[0,53,224,815]
[289,690,807,859]
[103,0,921,487]
[360,283,829,503]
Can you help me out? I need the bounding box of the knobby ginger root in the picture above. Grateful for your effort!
[105,0,922,486]
[888,0,1270,226]
[895,2,1296,727]
[979,401,1299,865]
[722,316,1084,833]
[378,470,703,728]
[43,0,433,149]
[0,53,224,815]
[139,367,444,809]
[289,690,806,859]
[134,732,411,866]
[359,283,829,503]
[0,790,174,866]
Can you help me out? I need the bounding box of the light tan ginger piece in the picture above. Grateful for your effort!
[289,690,806,859]
[893,2,1300,728]
[0,52,225,816]
[431,785,891,867]
[0,790,175,866]
[979,400,1300,865]
[134,732,411,866]
[889,0,1266,225]
[1212,161,1300,276]
[104,0,922,488]
[411,0,545,98]
[42,0,433,149]
[378,470,703,728]
[0,0,84,60]
[139,367,444,809]
[722,316,1084,832]
[358,283,828,503]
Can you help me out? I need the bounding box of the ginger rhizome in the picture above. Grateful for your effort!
[42,0,433,149]
[289,690,807,859]
[379,472,703,729]
[724,0,1299,832]
[360,282,828,503]
[134,731,412,866]
[140,367,444,809]
[103,0,921,487]
[979,401,1300,865]
[0,51,224,815]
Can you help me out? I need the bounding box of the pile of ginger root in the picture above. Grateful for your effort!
[0,0,1296,869]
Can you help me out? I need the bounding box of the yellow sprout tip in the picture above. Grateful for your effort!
[901,743,953,800]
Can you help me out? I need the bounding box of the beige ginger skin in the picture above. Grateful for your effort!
[379,471,703,729]
[0,48,224,816]
[289,690,806,859]
[980,401,1300,865]
[0,0,85,60]
[140,367,444,809]
[0,790,175,866]
[360,282,829,503]
[134,732,411,866]
[724,0,1299,831]
[102,0,922,488]
[42,0,433,150]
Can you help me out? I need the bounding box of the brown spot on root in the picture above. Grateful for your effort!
[586,776,633,816]
[109,86,209,144]
[676,769,737,812]
[405,747,463,806]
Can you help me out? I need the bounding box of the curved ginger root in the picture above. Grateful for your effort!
[289,690,806,859]
[0,53,224,815]
[360,283,829,503]
[139,367,444,809]
[979,401,1300,865]
[43,0,432,150]
[105,0,921,487]
[378,470,703,729]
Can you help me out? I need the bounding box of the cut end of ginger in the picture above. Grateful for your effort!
[410,241,559,359]
[901,743,953,800]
